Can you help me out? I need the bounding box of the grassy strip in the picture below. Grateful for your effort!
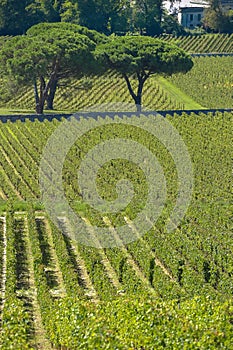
[0,200,44,214]
[0,108,74,115]
[157,76,205,110]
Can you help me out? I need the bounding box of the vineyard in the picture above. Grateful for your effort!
[1,33,233,53]
[169,56,233,109]
[0,112,232,348]
[0,29,232,349]
[160,33,233,53]
[0,69,191,113]
[0,53,232,112]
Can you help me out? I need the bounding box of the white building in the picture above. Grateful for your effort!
[164,0,233,28]
[178,6,205,28]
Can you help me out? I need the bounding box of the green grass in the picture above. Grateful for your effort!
[0,75,205,116]
[0,107,74,115]
[168,57,233,109]
[1,56,230,114]
[0,71,198,114]
[157,76,204,109]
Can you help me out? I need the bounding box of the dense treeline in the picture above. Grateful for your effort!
[203,0,233,33]
[0,1,233,39]
[0,0,185,36]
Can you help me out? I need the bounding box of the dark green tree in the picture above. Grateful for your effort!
[0,25,100,114]
[203,0,232,33]
[95,36,193,112]
[227,10,233,33]
[26,22,106,110]
[0,0,67,35]
[26,0,62,23]
[0,0,31,35]
[161,12,186,36]
[132,0,164,36]
[64,0,130,34]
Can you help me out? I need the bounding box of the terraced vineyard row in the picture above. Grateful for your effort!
[160,33,233,53]
[0,112,232,348]
[0,71,185,112]
[1,55,232,112]
[169,56,233,109]
[0,203,232,349]
[1,33,232,54]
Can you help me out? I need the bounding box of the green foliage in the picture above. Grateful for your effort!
[60,0,79,23]
[77,0,131,34]
[0,0,30,35]
[26,21,107,44]
[203,9,230,33]
[0,212,32,349]
[132,0,164,36]
[95,35,193,110]
[168,56,233,108]
[0,23,101,113]
[159,33,233,53]
[96,36,193,76]
[161,12,186,36]
[0,0,66,35]
[34,295,233,349]
[2,27,95,82]
[1,298,32,349]
[26,0,61,23]
[0,112,232,347]
[203,0,233,33]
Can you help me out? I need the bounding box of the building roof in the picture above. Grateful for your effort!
[164,0,233,11]
[179,6,205,12]
[164,0,208,12]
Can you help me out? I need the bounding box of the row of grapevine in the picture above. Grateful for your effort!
[159,33,233,53]
[0,217,6,320]
[0,210,168,346]
[0,212,34,349]
[0,209,233,348]
[0,112,232,300]
[1,56,231,113]
[169,57,233,109]
[0,69,185,112]
[0,110,232,347]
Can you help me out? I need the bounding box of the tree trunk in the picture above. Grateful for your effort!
[46,77,58,110]
[34,76,49,114]
[123,72,148,113]
[37,76,47,114]
[136,102,142,112]
[135,74,144,113]
[35,59,60,114]
[34,80,45,114]
[135,95,142,112]
[34,81,41,114]
[35,100,44,114]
